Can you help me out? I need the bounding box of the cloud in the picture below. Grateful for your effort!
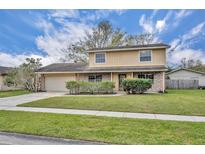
[139,10,173,34]
[139,14,154,33]
[169,22,205,51]
[0,10,96,67]
[0,52,55,67]
[176,10,192,19]
[182,22,205,41]
[169,22,205,64]
[35,21,91,59]
[50,10,79,19]
[35,11,93,64]
[138,10,172,42]
[139,10,192,35]
[155,20,166,32]
[173,10,192,27]
[168,49,205,64]
[35,9,126,65]
[83,9,127,22]
[35,18,54,35]
[139,10,202,64]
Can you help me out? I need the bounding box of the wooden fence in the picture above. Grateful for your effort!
[166,79,199,89]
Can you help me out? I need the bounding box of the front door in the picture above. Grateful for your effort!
[119,74,126,91]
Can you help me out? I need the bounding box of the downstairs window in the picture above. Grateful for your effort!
[138,73,154,79]
[88,74,102,82]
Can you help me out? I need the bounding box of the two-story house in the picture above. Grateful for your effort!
[37,43,170,92]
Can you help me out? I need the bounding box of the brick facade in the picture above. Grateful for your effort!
[149,72,165,92]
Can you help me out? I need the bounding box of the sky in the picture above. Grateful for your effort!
[0,9,205,67]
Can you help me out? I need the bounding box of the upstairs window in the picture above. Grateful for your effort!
[95,53,105,63]
[140,50,152,62]
[88,74,102,82]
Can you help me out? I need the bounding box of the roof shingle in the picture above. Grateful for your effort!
[37,63,167,73]
[88,43,170,52]
[0,66,13,75]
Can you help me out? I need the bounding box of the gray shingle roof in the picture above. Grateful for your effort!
[88,43,170,52]
[0,66,13,75]
[37,63,88,72]
[37,63,167,73]
[166,68,205,75]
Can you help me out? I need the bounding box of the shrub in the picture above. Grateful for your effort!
[122,78,152,94]
[66,81,80,94]
[66,81,115,94]
[99,81,115,94]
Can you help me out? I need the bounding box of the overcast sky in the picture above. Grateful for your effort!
[0,9,205,66]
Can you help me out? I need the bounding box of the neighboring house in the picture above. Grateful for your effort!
[37,43,170,92]
[0,66,12,90]
[166,68,205,88]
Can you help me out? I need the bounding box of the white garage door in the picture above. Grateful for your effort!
[45,75,75,92]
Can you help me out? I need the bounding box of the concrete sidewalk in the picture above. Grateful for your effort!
[1,106,205,122]
[1,92,205,122]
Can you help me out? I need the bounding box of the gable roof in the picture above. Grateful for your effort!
[166,68,205,75]
[0,66,13,75]
[88,43,170,53]
[37,62,167,73]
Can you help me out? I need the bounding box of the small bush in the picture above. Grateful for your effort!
[122,78,152,94]
[66,81,115,94]
[66,81,80,94]
[99,81,115,94]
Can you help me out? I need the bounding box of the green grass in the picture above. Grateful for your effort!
[19,90,205,116]
[0,110,205,144]
[0,90,31,98]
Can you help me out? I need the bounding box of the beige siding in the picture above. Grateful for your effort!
[44,73,76,92]
[167,70,205,86]
[89,49,166,67]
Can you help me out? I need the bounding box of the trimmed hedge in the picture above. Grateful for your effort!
[122,78,152,94]
[66,81,115,94]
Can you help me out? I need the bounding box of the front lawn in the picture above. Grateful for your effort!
[0,90,31,98]
[19,90,205,116]
[0,110,205,144]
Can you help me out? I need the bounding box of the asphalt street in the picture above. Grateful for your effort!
[0,132,104,145]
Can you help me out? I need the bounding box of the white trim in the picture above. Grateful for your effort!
[139,50,152,63]
[88,46,169,53]
[94,52,106,64]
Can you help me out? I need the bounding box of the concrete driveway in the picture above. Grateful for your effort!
[0,92,65,107]
[0,132,103,145]
[0,92,106,145]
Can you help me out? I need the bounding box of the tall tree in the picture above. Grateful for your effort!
[4,58,42,91]
[125,33,155,46]
[61,21,157,63]
[178,58,205,72]
[61,20,126,63]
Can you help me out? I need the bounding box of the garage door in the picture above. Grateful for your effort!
[45,75,75,92]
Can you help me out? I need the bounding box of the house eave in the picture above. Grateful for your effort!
[87,46,170,53]
[166,68,205,75]
[36,69,167,74]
